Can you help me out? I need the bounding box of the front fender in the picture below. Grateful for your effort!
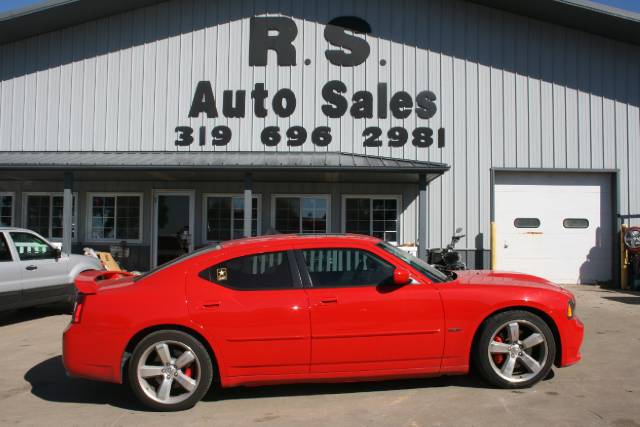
[437,285,566,373]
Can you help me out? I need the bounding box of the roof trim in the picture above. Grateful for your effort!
[0,151,450,175]
[1,0,640,45]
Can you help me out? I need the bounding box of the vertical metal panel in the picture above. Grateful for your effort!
[551,25,567,168]
[501,12,516,167]
[69,25,86,151]
[590,36,604,169]
[105,16,122,153]
[527,20,541,168]
[1,0,639,247]
[427,0,443,247]
[539,22,554,168]
[22,37,38,151]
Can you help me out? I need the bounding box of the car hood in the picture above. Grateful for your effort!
[454,270,571,295]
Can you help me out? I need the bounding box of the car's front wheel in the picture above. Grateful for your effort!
[475,310,556,389]
[128,330,213,411]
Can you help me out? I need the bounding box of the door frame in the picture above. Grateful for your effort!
[490,168,619,282]
[151,189,195,268]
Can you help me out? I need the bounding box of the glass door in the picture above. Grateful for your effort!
[153,190,194,267]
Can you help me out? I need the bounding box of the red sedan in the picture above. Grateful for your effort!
[63,234,583,411]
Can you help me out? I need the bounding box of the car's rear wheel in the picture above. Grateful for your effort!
[128,330,213,411]
[475,310,556,389]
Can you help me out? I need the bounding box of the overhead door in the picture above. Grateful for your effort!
[495,172,612,284]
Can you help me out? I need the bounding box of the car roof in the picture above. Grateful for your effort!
[220,233,381,250]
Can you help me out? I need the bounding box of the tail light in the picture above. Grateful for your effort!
[72,294,86,324]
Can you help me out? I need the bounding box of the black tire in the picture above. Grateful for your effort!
[475,310,556,389]
[128,330,214,411]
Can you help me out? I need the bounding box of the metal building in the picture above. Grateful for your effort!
[0,0,638,283]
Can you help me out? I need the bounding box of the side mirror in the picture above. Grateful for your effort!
[393,268,411,286]
[53,247,62,259]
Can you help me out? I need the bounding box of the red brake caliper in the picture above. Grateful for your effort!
[492,335,506,365]
[184,367,193,378]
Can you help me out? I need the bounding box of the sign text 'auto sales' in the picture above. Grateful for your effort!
[176,16,445,149]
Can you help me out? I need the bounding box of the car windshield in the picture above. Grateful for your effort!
[377,242,450,283]
[134,244,222,282]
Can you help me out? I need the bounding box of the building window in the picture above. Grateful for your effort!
[563,218,589,229]
[344,196,400,243]
[88,193,142,242]
[204,194,260,242]
[273,195,329,234]
[24,193,77,240]
[514,218,540,229]
[0,193,14,227]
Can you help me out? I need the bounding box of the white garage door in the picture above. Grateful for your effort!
[495,172,612,284]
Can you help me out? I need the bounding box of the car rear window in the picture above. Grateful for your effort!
[199,251,295,290]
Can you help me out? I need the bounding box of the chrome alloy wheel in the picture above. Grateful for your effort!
[487,320,548,383]
[136,340,202,405]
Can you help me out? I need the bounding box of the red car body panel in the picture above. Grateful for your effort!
[63,234,583,388]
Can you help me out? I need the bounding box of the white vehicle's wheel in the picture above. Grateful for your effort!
[475,310,556,389]
[128,330,213,411]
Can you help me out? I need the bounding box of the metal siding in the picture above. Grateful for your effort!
[0,0,639,249]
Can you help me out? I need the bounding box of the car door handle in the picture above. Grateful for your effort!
[201,301,221,309]
[25,265,38,271]
[319,297,338,304]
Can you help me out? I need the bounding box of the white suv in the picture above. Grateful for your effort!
[0,227,103,312]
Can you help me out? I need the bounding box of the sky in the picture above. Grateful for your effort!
[1,0,640,14]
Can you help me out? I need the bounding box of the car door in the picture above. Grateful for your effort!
[297,243,445,374]
[187,248,311,378]
[0,232,22,310]
[8,231,71,303]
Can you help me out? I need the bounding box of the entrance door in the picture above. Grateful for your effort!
[495,172,613,284]
[153,190,194,267]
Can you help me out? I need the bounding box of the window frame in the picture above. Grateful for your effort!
[562,218,590,229]
[9,230,58,261]
[22,192,79,241]
[341,195,402,244]
[513,217,541,229]
[295,246,396,289]
[198,250,302,291]
[86,192,144,243]
[0,192,15,227]
[271,194,331,235]
[202,193,263,243]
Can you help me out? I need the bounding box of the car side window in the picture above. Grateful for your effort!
[199,251,295,290]
[9,232,56,261]
[0,234,13,262]
[299,248,394,288]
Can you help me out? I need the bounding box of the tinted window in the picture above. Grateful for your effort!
[514,218,540,228]
[563,218,589,229]
[10,232,56,261]
[0,234,13,262]
[300,248,394,288]
[200,251,294,290]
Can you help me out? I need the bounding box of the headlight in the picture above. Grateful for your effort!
[567,299,576,319]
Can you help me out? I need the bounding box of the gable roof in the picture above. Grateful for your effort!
[1,0,640,46]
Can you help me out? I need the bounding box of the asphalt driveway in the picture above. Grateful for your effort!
[0,284,638,427]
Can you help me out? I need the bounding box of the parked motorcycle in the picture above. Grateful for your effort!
[428,227,466,273]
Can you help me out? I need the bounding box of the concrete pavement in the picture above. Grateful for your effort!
[0,284,638,427]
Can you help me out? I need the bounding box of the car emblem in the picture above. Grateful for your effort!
[216,268,228,281]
